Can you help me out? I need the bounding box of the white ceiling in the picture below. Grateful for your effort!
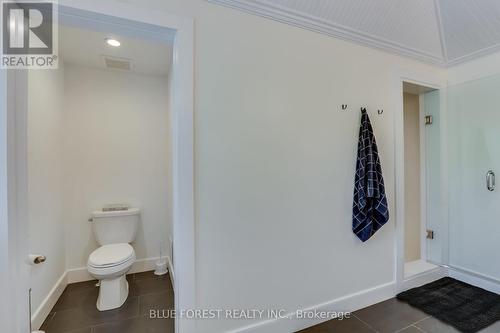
[208,0,500,67]
[59,25,173,76]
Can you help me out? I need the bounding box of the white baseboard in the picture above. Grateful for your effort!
[226,281,396,333]
[449,266,500,294]
[66,256,163,284]
[130,257,163,275]
[226,266,450,333]
[400,266,448,292]
[167,255,175,289]
[31,271,67,330]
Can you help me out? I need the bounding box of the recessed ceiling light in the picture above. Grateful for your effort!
[105,38,121,47]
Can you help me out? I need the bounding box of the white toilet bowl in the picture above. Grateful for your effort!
[87,243,136,311]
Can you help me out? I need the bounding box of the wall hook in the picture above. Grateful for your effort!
[377,109,384,115]
[341,104,348,111]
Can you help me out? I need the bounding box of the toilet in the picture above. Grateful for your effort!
[87,207,140,311]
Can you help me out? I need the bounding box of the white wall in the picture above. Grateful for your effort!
[403,93,421,262]
[28,65,66,312]
[448,50,500,85]
[116,1,447,332]
[62,64,171,269]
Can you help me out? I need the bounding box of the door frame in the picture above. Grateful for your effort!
[0,1,195,332]
[0,70,30,333]
[393,68,447,292]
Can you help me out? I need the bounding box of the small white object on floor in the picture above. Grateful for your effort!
[154,259,168,276]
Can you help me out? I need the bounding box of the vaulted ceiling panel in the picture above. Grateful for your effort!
[438,0,500,64]
[208,0,500,67]
[265,0,443,59]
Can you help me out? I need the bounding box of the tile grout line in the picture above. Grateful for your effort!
[412,324,427,332]
[394,316,430,333]
[409,315,431,331]
[352,313,380,333]
[42,272,173,333]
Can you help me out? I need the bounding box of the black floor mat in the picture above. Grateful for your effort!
[397,277,500,333]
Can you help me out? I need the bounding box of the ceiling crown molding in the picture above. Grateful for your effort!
[207,0,447,67]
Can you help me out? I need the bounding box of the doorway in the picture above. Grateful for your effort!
[0,2,194,333]
[402,81,440,279]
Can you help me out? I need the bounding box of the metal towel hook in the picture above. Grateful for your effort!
[340,105,383,114]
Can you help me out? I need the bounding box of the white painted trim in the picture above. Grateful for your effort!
[129,257,165,276]
[206,0,446,67]
[31,272,68,330]
[66,256,167,284]
[65,267,94,286]
[167,255,175,290]
[16,70,31,333]
[393,68,446,293]
[418,94,427,261]
[449,266,500,295]
[0,70,22,333]
[207,0,500,68]
[394,78,406,290]
[169,18,196,333]
[400,266,447,292]
[0,67,9,333]
[447,43,500,68]
[2,70,31,333]
[438,88,449,266]
[226,282,396,333]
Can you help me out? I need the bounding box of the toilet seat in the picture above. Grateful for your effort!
[87,243,136,282]
[88,243,134,268]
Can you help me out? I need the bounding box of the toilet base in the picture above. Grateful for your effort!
[96,275,129,311]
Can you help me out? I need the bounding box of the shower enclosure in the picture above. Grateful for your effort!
[446,74,500,281]
[422,73,500,284]
[401,74,500,286]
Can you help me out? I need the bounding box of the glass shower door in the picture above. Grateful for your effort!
[447,74,500,279]
[423,90,445,265]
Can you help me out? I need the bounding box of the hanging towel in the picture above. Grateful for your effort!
[352,108,389,242]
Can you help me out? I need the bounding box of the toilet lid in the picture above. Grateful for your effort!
[88,243,135,268]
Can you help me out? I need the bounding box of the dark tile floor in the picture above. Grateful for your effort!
[42,278,500,333]
[298,298,500,333]
[40,271,174,333]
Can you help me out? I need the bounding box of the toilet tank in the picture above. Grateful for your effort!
[91,208,140,245]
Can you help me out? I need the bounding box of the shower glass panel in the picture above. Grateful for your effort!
[424,90,444,265]
[447,74,500,280]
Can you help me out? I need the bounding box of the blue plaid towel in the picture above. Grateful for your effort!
[352,108,389,242]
